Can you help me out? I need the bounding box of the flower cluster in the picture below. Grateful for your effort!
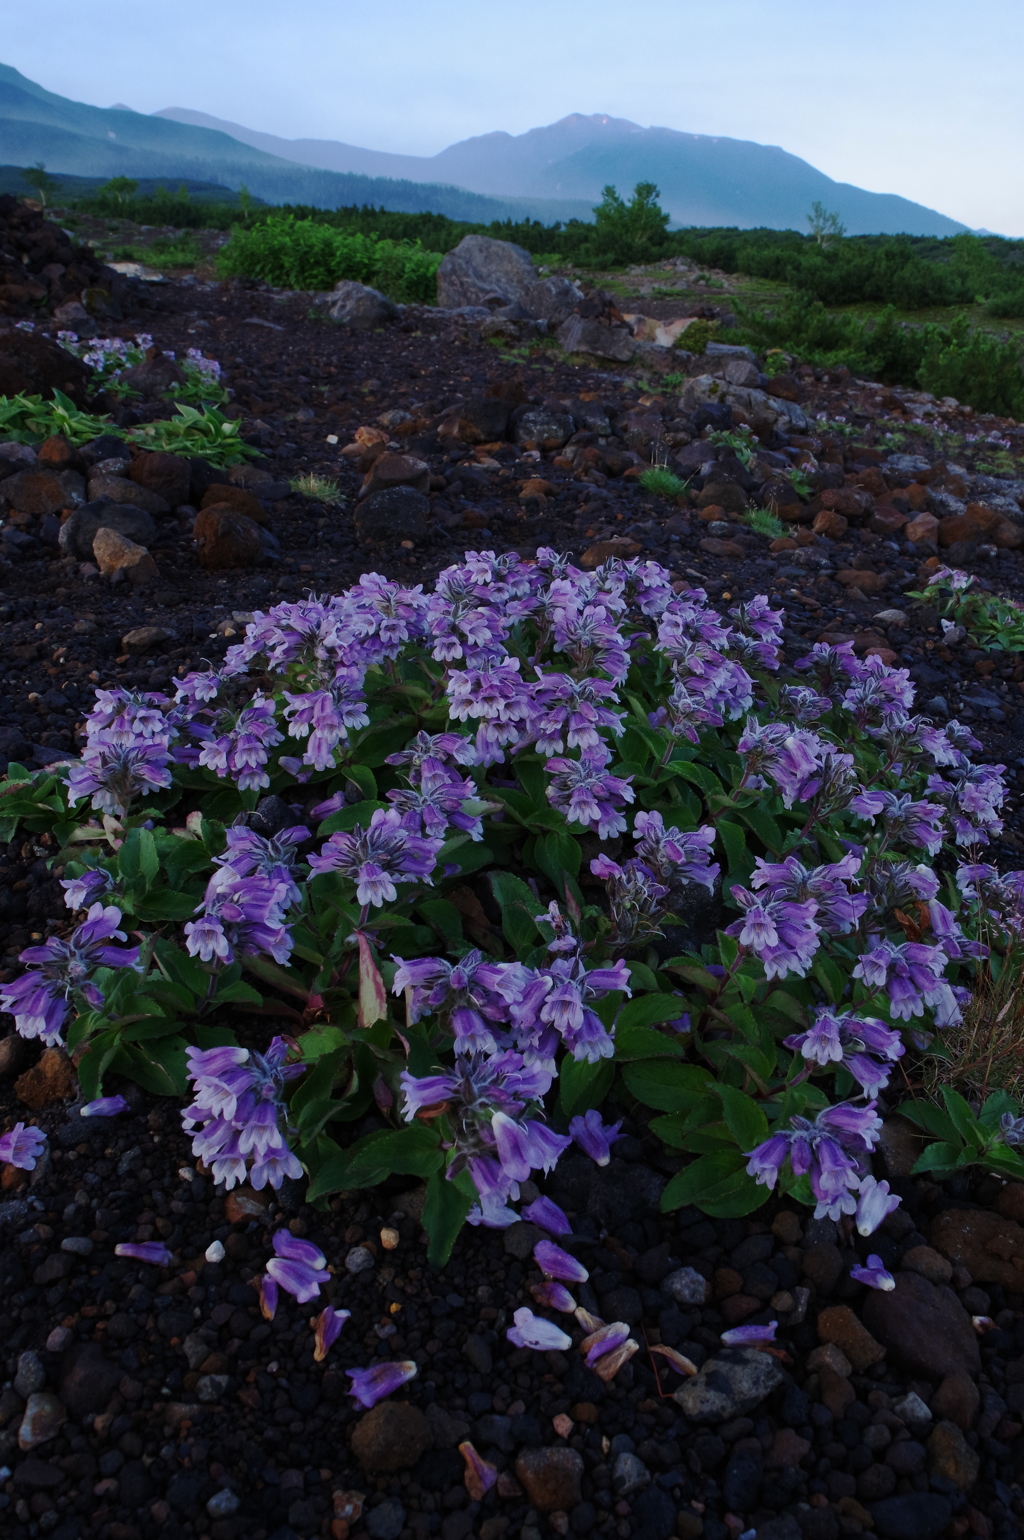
[0,904,141,1045]
[182,1038,304,1190]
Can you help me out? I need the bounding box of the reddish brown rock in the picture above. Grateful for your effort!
[927,1421,979,1488]
[928,1207,1024,1290]
[193,506,263,569]
[931,1371,980,1431]
[515,1448,584,1512]
[0,468,85,515]
[812,509,848,539]
[129,451,191,509]
[15,1048,76,1109]
[200,483,269,526]
[862,1270,980,1378]
[905,512,940,544]
[996,1184,1024,1222]
[92,528,159,585]
[579,537,641,568]
[870,506,909,537]
[699,537,745,558]
[905,482,931,512]
[360,451,430,498]
[835,569,888,593]
[816,1305,885,1371]
[224,1187,269,1224]
[0,328,92,402]
[350,1401,432,1472]
[993,519,1024,549]
[87,474,169,517]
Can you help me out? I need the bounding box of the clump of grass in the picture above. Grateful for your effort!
[744,508,787,539]
[924,940,1024,1103]
[290,472,344,504]
[639,466,687,499]
[674,318,721,355]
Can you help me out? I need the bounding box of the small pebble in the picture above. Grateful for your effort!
[61,1235,94,1256]
[205,1239,226,1262]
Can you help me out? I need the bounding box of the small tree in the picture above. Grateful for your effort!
[21,162,59,207]
[592,181,671,265]
[807,200,846,249]
[99,176,139,214]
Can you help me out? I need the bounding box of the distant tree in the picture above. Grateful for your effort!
[592,182,671,264]
[807,201,846,249]
[237,184,254,223]
[21,162,59,207]
[98,176,139,213]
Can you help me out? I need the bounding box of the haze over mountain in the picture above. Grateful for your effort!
[156,107,967,236]
[0,59,967,235]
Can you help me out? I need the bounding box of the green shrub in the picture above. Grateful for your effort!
[215,216,442,303]
[674,319,721,354]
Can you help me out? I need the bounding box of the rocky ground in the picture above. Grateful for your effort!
[2,241,1024,1540]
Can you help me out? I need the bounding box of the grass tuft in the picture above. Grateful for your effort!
[639,466,687,499]
[744,508,787,539]
[290,472,344,504]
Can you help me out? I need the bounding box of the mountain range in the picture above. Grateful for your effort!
[1,61,967,235]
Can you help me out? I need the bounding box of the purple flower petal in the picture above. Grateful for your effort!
[313,1306,351,1361]
[80,1095,130,1118]
[272,1230,327,1269]
[0,1122,46,1170]
[533,1238,589,1284]
[459,1441,498,1500]
[522,1196,571,1235]
[568,1109,622,1166]
[505,1308,572,1351]
[115,1242,175,1267]
[529,1281,577,1314]
[346,1360,418,1408]
[721,1320,777,1346]
[265,1255,330,1304]
[850,1254,895,1291]
[259,1275,279,1321]
[581,1320,631,1368]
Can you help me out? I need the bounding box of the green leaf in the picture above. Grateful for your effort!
[714,1084,769,1151]
[660,1150,763,1217]
[910,1141,962,1176]
[559,1057,615,1119]
[300,1024,348,1061]
[899,1101,957,1140]
[535,830,582,892]
[717,820,748,876]
[423,1167,476,1267]
[940,1087,984,1148]
[614,1023,688,1060]
[673,761,725,798]
[418,898,464,950]
[306,1124,444,1199]
[616,994,689,1033]
[110,1035,189,1096]
[135,890,203,922]
[212,980,263,1006]
[812,953,845,1006]
[737,805,784,854]
[489,871,540,952]
[118,827,160,889]
[621,1059,715,1111]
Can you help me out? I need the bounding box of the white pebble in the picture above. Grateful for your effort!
[205,1240,225,1263]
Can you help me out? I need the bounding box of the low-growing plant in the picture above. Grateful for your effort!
[126,404,260,467]
[638,466,687,498]
[901,1088,1024,1183]
[744,508,787,539]
[674,319,721,355]
[57,332,228,407]
[912,564,1024,654]
[290,473,344,504]
[112,232,205,271]
[0,389,114,447]
[706,426,758,468]
[0,554,1019,1264]
[216,216,442,304]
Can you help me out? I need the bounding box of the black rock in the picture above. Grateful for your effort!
[869,1495,952,1540]
[354,485,429,542]
[58,1342,122,1420]
[630,1484,676,1540]
[548,1151,666,1228]
[722,1442,763,1512]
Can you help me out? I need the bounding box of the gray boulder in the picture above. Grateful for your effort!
[437,235,537,311]
[327,281,397,329]
[354,486,429,543]
[673,1346,785,1422]
[525,276,584,327]
[87,474,170,517]
[59,502,157,562]
[556,314,636,363]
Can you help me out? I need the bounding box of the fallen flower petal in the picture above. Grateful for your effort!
[0,1121,46,1170]
[265,1254,330,1304]
[592,1338,638,1382]
[569,1108,623,1166]
[272,1230,327,1269]
[581,1320,631,1367]
[506,1307,572,1352]
[259,1275,279,1321]
[459,1441,498,1500]
[649,1343,699,1376]
[850,1254,895,1291]
[972,1315,996,1334]
[115,1242,174,1267]
[721,1320,777,1346]
[533,1238,589,1284]
[530,1281,577,1314]
[80,1095,130,1118]
[313,1306,351,1361]
[522,1196,572,1235]
[573,1307,605,1334]
[346,1360,418,1408]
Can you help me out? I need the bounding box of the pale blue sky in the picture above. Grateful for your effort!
[5,0,1022,233]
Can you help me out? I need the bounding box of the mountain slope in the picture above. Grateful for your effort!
[155,107,967,236]
[0,64,593,222]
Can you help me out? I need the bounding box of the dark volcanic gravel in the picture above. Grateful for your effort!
[2,269,1024,1540]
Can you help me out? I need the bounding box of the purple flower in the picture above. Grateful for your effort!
[309,807,442,907]
[66,741,173,816]
[115,1242,175,1267]
[529,1281,577,1313]
[0,904,142,1046]
[750,853,867,936]
[346,1360,418,1408]
[534,1239,589,1284]
[850,1254,894,1291]
[522,1196,571,1235]
[493,1113,572,1184]
[501,922,630,1065]
[313,1306,351,1361]
[195,694,283,792]
[80,1095,130,1118]
[283,680,369,770]
[217,823,309,906]
[569,1109,623,1166]
[633,812,720,894]
[726,887,821,980]
[785,1008,905,1095]
[746,1103,882,1219]
[506,1307,572,1351]
[849,790,945,855]
[854,1176,902,1236]
[265,1231,329,1303]
[524,673,625,757]
[60,869,113,910]
[182,1037,304,1191]
[393,949,511,1055]
[388,759,488,843]
[545,746,634,839]
[0,1122,45,1170]
[185,867,296,967]
[852,939,955,1022]
[721,1321,777,1346]
[447,655,534,764]
[553,602,630,683]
